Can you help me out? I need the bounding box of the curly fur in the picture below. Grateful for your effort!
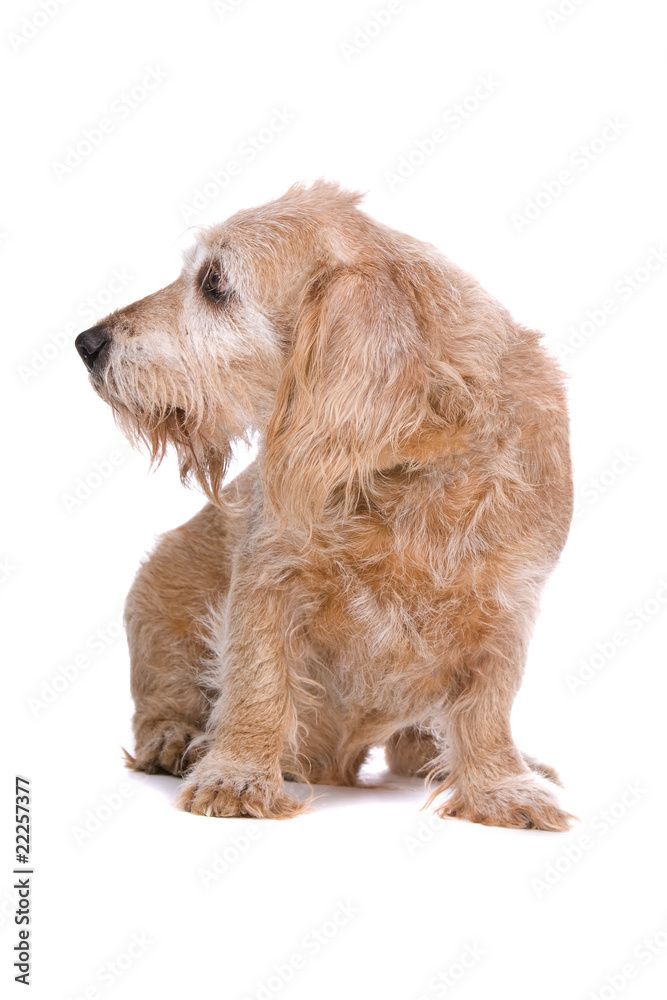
[77,181,574,830]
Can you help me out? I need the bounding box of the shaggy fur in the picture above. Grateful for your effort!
[75,181,574,830]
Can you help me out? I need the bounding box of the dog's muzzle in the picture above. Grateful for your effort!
[75,324,111,373]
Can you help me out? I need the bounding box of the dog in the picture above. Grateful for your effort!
[75,181,574,830]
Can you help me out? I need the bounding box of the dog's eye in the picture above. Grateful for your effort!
[200,263,231,303]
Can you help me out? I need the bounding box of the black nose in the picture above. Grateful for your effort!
[75,324,111,372]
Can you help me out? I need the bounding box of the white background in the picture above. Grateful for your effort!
[3,1,667,998]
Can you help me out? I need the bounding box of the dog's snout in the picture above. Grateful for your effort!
[75,324,111,372]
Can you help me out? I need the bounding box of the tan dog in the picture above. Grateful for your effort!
[75,181,574,830]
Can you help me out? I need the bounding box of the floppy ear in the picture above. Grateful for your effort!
[264,266,434,522]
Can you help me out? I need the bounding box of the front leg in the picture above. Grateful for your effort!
[177,566,306,819]
[429,606,574,832]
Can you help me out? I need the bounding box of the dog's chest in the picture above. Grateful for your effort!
[302,548,455,664]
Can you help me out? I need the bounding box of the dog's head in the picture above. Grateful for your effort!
[76,181,483,519]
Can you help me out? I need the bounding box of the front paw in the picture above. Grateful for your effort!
[436,774,576,832]
[176,757,307,819]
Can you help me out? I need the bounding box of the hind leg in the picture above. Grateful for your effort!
[124,501,238,776]
[385,727,441,777]
[385,728,562,786]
